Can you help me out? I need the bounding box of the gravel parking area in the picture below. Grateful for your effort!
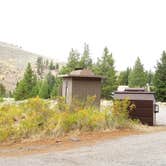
[1,131,166,166]
[0,103,165,166]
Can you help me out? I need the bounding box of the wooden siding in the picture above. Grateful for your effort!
[129,100,154,126]
[72,78,101,106]
[62,78,72,104]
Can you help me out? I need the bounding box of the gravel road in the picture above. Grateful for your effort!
[1,131,166,166]
[0,103,166,166]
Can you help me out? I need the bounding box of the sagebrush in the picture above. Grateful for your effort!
[0,96,139,142]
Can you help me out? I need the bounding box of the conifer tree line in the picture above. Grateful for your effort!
[3,43,166,101]
[36,57,59,78]
[14,63,61,100]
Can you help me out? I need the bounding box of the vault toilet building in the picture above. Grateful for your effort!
[61,69,103,106]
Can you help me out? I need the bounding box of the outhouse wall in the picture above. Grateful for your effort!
[62,78,72,104]
[72,77,101,105]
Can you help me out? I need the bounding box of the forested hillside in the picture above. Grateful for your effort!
[0,42,60,92]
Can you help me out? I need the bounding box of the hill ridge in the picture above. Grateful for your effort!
[0,41,43,92]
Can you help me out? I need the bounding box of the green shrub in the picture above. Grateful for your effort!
[0,97,139,142]
[0,97,3,102]
[110,99,137,128]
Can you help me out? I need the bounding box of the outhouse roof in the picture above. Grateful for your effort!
[59,69,104,79]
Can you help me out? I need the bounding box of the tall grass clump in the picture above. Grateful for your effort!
[0,96,139,142]
[110,99,139,129]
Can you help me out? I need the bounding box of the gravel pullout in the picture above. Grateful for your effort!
[0,131,166,166]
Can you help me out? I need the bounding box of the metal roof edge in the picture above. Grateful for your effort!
[114,91,155,94]
[58,74,104,79]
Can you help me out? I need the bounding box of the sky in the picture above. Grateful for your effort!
[0,0,166,71]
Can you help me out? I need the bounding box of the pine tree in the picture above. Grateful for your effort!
[45,72,56,96]
[60,48,80,74]
[154,51,166,101]
[37,72,56,98]
[145,70,154,86]
[55,63,59,70]
[49,60,55,70]
[14,63,37,100]
[36,57,44,77]
[79,43,92,69]
[45,59,49,69]
[94,47,117,99]
[118,67,131,85]
[34,80,42,96]
[39,80,49,99]
[128,57,146,87]
[51,78,61,98]
[0,83,6,97]
[60,44,93,74]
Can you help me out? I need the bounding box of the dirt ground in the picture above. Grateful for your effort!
[0,125,166,157]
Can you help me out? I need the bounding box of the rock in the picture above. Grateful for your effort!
[55,140,62,143]
[69,137,80,142]
[13,116,19,122]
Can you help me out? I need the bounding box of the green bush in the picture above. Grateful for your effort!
[0,96,139,142]
[110,99,138,128]
[0,97,4,102]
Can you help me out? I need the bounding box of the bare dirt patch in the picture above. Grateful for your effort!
[0,125,166,157]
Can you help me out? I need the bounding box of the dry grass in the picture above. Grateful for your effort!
[0,97,140,143]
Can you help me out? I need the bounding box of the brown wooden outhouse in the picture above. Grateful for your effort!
[114,88,159,126]
[61,69,103,106]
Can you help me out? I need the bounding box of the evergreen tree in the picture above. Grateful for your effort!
[118,67,131,85]
[45,59,49,69]
[49,60,55,70]
[94,47,117,99]
[128,57,146,87]
[55,63,59,70]
[0,83,6,97]
[51,78,61,98]
[79,43,92,69]
[38,72,56,98]
[60,48,80,74]
[36,57,44,77]
[14,63,37,100]
[31,75,39,97]
[145,70,154,86]
[45,72,56,96]
[34,80,42,96]
[39,80,49,99]
[60,44,93,74]
[154,51,166,101]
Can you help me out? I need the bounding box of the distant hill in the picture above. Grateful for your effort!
[0,41,62,92]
